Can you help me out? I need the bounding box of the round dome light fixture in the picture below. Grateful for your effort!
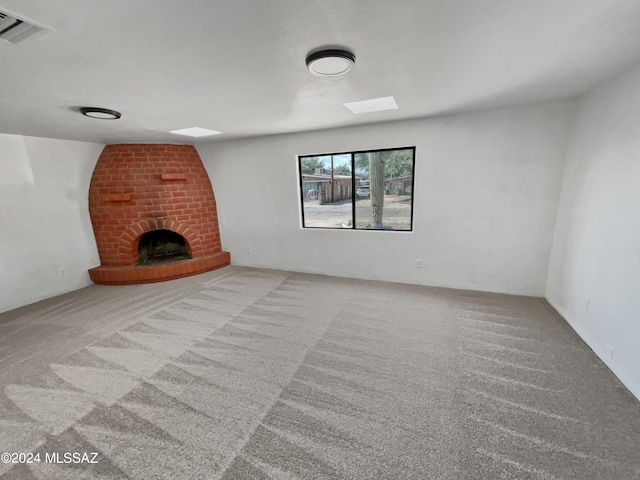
[306,49,355,77]
[79,107,121,120]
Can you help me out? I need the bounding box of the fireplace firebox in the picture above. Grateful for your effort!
[138,229,189,265]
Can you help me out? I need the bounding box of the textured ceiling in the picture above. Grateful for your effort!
[1,0,640,144]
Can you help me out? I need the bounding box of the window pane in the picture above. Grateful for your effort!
[299,147,414,231]
[300,154,354,228]
[354,148,414,231]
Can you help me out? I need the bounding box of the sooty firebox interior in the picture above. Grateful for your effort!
[138,230,190,265]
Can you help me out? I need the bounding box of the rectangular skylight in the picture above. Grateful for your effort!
[343,96,398,114]
[169,127,222,137]
[0,10,45,44]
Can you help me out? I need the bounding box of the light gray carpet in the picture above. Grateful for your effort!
[0,266,638,479]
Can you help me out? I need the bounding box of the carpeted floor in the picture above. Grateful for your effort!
[0,266,638,479]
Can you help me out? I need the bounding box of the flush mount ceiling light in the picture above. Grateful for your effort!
[169,127,222,137]
[343,96,398,114]
[79,107,121,120]
[306,49,355,77]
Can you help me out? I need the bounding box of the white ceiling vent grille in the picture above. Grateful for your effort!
[0,11,44,44]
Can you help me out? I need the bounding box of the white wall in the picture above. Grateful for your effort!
[0,134,103,313]
[547,65,640,399]
[199,100,575,296]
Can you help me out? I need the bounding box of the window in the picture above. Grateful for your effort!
[298,147,415,231]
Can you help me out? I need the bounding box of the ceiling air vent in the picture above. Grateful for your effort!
[0,11,44,44]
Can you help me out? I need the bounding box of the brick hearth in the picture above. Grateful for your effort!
[88,144,230,285]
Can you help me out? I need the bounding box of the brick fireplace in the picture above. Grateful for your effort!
[88,144,230,285]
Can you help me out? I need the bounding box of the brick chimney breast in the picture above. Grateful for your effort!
[88,144,230,285]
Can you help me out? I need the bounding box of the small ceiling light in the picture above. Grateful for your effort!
[306,49,355,77]
[79,107,121,120]
[169,127,222,137]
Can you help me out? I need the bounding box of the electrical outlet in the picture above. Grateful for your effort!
[246,247,252,254]
[415,259,421,268]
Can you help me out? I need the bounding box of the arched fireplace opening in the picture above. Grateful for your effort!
[138,230,190,265]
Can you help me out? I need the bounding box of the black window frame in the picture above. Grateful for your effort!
[298,146,416,231]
